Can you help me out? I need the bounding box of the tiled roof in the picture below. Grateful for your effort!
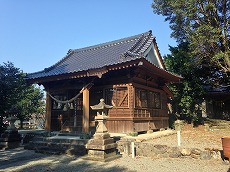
[26,31,154,80]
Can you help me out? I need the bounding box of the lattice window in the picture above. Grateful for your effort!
[140,90,148,108]
[154,92,161,109]
[135,89,147,108]
[135,88,161,109]
[148,92,155,107]
[135,89,141,108]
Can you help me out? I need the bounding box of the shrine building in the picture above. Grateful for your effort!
[26,30,181,133]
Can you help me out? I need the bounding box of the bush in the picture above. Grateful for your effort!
[127,132,138,137]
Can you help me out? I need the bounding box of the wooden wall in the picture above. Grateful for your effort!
[44,68,171,133]
[105,83,169,133]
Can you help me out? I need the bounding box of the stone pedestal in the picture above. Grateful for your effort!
[0,116,21,149]
[0,130,21,149]
[84,115,120,162]
[84,99,121,162]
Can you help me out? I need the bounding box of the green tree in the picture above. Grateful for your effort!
[152,0,230,85]
[0,62,44,132]
[165,43,204,124]
[15,83,44,129]
[0,62,23,132]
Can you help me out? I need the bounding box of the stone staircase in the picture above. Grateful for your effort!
[24,132,89,156]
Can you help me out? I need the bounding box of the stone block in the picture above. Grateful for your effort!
[137,143,149,149]
[86,142,117,150]
[191,148,202,155]
[191,154,200,159]
[87,138,114,145]
[65,148,76,156]
[200,150,211,160]
[0,130,21,150]
[123,142,131,155]
[142,148,156,157]
[168,147,181,158]
[84,149,121,162]
[93,133,110,139]
[0,141,20,149]
[65,146,86,156]
[153,145,168,154]
[116,141,125,153]
[157,152,169,158]
[181,148,191,156]
[136,148,143,156]
[169,151,181,158]
[211,150,221,159]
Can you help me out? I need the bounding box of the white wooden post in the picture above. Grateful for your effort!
[177,130,181,146]
[131,142,135,158]
[175,120,183,147]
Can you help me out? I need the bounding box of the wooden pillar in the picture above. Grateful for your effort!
[45,91,51,131]
[131,85,135,132]
[82,88,90,133]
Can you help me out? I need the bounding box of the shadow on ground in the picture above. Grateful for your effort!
[0,148,130,172]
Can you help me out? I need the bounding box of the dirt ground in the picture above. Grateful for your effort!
[146,123,230,150]
[182,124,230,149]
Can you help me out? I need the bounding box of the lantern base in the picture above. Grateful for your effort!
[0,130,21,149]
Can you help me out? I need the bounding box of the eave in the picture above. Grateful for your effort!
[139,58,182,83]
[26,59,142,85]
[26,58,182,86]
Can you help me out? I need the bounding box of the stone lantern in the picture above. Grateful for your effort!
[0,116,21,149]
[84,99,121,162]
[90,98,113,133]
[6,116,18,131]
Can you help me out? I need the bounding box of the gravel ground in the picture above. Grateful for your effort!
[0,124,230,172]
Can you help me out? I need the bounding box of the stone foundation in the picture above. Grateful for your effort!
[117,139,222,160]
[87,148,118,162]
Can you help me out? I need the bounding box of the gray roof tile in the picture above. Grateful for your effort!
[26,31,154,80]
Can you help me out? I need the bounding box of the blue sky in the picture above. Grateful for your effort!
[0,0,176,73]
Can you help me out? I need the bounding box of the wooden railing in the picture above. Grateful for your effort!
[133,108,167,118]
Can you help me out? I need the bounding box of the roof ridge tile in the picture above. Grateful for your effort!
[120,30,153,59]
[73,37,138,54]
